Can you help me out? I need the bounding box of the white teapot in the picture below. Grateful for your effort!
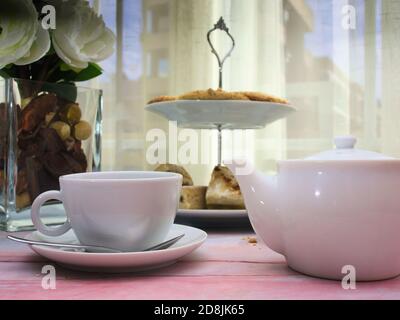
[226,136,400,281]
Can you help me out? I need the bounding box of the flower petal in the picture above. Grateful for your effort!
[51,1,115,69]
[15,27,51,65]
[0,0,39,68]
[53,35,89,69]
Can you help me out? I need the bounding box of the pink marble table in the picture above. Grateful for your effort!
[0,229,399,300]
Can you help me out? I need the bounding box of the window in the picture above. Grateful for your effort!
[92,0,400,184]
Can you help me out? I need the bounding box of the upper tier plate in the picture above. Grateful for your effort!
[146,100,296,129]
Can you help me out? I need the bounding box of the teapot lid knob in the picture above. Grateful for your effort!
[334,136,357,149]
[306,135,394,160]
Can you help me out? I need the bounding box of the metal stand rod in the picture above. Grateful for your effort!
[207,17,235,167]
[219,67,223,89]
[217,125,222,166]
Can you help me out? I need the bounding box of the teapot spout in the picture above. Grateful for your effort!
[225,159,284,254]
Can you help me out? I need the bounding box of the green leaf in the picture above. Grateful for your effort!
[0,69,11,79]
[41,82,78,102]
[48,62,103,83]
[0,65,20,79]
[60,62,82,73]
[73,63,103,82]
[60,63,71,72]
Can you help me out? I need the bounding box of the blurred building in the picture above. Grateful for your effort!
[142,0,172,169]
[283,0,373,159]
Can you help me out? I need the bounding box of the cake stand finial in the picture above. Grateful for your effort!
[207,17,235,89]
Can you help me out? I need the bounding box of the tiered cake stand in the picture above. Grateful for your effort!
[146,97,295,228]
[146,18,296,228]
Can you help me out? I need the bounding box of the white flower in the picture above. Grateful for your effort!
[15,26,51,66]
[52,1,116,69]
[0,0,49,68]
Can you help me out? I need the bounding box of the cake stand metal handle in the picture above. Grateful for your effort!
[207,17,235,165]
[207,16,235,89]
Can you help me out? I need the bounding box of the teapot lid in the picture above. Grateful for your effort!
[305,136,395,160]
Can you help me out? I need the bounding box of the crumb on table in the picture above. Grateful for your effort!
[242,236,258,245]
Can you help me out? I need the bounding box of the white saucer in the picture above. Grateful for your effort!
[27,224,207,273]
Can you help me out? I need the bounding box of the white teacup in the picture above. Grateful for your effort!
[31,171,182,252]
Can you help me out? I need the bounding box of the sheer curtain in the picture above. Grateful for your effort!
[93,0,400,180]
[164,0,287,182]
[381,0,400,155]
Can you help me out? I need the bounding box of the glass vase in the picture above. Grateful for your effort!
[0,78,102,231]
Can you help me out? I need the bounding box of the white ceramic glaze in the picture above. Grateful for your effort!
[27,224,207,273]
[31,171,182,252]
[306,136,395,160]
[226,136,400,281]
[146,100,296,129]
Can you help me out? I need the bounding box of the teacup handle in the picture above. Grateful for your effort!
[31,191,71,237]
